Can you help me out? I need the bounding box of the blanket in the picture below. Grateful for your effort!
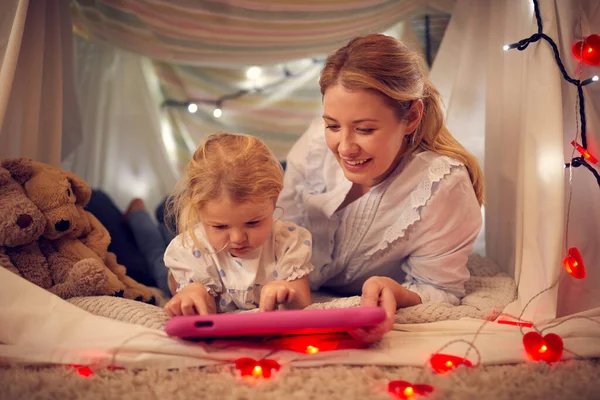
[67,254,517,329]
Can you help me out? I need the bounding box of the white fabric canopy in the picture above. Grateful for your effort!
[61,37,178,212]
[1,0,599,369]
[0,0,81,166]
[431,0,600,320]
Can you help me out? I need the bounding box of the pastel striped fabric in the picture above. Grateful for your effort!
[72,0,453,65]
[72,0,453,167]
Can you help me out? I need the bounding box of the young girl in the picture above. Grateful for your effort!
[162,133,313,316]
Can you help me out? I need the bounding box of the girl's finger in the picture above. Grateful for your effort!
[181,298,197,316]
[276,287,289,304]
[260,290,277,311]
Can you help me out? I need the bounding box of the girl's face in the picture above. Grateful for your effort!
[199,197,275,258]
[322,84,421,190]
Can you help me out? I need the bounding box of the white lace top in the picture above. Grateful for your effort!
[164,220,314,312]
[278,118,482,305]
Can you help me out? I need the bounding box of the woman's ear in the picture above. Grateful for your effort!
[404,99,424,135]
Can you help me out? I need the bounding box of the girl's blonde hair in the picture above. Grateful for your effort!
[166,133,284,238]
[320,34,484,205]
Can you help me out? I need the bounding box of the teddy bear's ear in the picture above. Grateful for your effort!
[63,170,92,206]
[1,158,34,185]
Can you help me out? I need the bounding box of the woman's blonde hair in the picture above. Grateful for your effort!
[166,133,284,238]
[319,34,484,205]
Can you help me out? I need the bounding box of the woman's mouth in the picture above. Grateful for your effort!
[342,158,372,171]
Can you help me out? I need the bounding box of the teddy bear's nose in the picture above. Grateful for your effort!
[55,219,71,232]
[16,214,33,229]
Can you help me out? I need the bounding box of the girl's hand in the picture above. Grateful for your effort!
[259,280,296,311]
[164,282,216,316]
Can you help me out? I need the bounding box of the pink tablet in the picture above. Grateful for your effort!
[165,307,386,339]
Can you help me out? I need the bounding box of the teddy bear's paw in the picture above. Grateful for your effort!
[72,259,124,297]
[122,286,155,303]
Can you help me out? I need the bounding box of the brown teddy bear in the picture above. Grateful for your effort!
[0,164,119,298]
[2,158,155,303]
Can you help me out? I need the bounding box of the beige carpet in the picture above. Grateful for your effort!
[1,359,599,399]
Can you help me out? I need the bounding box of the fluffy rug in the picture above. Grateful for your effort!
[1,359,599,400]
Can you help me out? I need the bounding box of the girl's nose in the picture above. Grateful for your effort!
[230,228,247,244]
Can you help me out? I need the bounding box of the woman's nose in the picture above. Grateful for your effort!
[338,131,360,158]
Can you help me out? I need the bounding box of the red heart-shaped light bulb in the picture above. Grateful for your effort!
[522,332,563,363]
[563,247,586,279]
[571,34,600,65]
[235,357,281,378]
[388,380,434,399]
[430,353,473,374]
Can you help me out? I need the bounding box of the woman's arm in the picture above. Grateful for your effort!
[277,118,323,224]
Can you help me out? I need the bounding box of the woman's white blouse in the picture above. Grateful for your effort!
[164,220,314,312]
[278,119,482,305]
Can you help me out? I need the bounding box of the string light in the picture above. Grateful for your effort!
[246,66,262,80]
[429,354,473,374]
[235,357,281,379]
[522,332,564,363]
[570,140,597,164]
[388,380,434,399]
[187,103,198,113]
[162,58,324,118]
[563,247,586,279]
[503,0,598,170]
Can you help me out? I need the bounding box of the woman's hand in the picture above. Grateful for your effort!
[164,282,216,316]
[349,276,422,344]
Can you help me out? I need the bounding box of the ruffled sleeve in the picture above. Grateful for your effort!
[163,230,223,296]
[402,166,482,304]
[278,117,328,226]
[273,221,314,281]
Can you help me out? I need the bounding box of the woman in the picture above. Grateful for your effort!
[278,34,484,342]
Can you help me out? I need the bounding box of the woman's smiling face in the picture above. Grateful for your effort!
[322,84,416,190]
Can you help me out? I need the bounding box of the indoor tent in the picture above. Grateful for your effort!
[0,0,599,376]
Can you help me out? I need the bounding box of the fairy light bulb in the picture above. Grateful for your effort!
[540,345,548,353]
[563,247,586,279]
[404,387,414,397]
[246,66,262,80]
[306,345,319,354]
[503,44,510,51]
[187,103,198,113]
[571,141,598,164]
[213,108,222,118]
[252,365,263,377]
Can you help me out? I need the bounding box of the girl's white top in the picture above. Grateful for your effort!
[164,220,314,312]
[277,119,482,305]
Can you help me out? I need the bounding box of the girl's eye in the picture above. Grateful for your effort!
[325,125,340,132]
[246,221,261,227]
[356,128,375,134]
[213,225,228,230]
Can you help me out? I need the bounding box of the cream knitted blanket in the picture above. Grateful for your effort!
[67,254,516,330]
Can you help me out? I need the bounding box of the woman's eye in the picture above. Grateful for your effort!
[246,221,261,227]
[325,125,340,131]
[356,128,375,134]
